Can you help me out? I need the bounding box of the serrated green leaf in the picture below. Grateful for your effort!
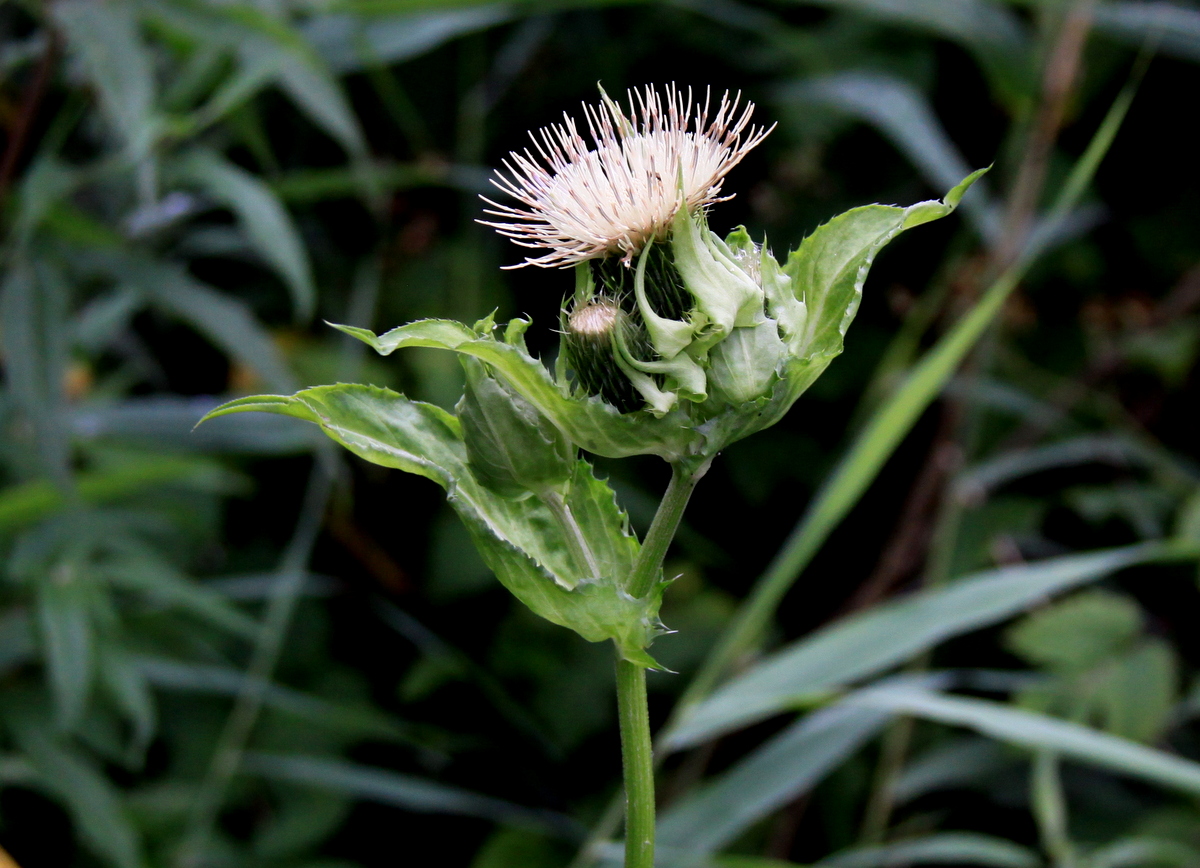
[200,385,659,662]
[332,319,701,462]
[457,356,575,498]
[782,169,986,365]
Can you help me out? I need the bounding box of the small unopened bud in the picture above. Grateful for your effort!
[570,298,621,338]
[562,299,646,413]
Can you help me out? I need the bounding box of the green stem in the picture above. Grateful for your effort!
[616,658,655,868]
[601,460,703,868]
[628,461,704,598]
[568,462,702,868]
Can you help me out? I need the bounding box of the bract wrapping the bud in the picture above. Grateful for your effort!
[758,240,808,356]
[707,316,786,405]
[670,206,763,350]
[721,226,809,352]
[618,245,708,405]
[631,244,699,361]
[458,356,575,498]
[562,262,705,417]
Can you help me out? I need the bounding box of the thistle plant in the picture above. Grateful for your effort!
[201,83,982,868]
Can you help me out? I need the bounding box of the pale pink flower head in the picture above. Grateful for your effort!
[480,84,773,268]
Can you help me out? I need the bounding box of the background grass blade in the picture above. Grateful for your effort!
[667,538,1193,750]
[814,833,1040,868]
[244,752,582,838]
[781,71,1001,243]
[136,262,296,392]
[36,574,94,730]
[176,150,316,321]
[855,684,1200,796]
[53,0,157,162]
[7,709,146,868]
[656,699,896,857]
[136,657,418,743]
[304,7,512,73]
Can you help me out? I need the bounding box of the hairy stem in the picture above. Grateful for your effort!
[616,658,655,868]
[596,460,704,868]
[628,461,705,599]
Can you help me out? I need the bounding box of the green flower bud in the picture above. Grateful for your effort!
[457,356,575,498]
[561,296,648,414]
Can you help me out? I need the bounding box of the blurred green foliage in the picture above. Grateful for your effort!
[3,1,1200,867]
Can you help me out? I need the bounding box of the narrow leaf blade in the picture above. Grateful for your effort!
[667,540,1190,749]
[244,752,579,837]
[176,150,316,319]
